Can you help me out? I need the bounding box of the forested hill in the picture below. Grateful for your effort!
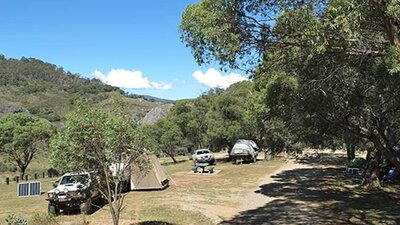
[0,55,169,122]
[0,55,111,87]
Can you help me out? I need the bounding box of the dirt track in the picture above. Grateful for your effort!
[220,150,400,225]
[173,155,314,224]
[237,159,312,214]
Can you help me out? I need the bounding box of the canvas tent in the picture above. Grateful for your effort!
[130,155,169,190]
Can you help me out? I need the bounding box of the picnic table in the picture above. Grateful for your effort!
[192,163,214,173]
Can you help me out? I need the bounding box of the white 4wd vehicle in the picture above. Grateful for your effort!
[192,149,216,165]
[46,172,101,215]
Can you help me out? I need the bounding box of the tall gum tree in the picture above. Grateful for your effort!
[50,97,146,225]
[0,112,54,180]
[180,0,400,189]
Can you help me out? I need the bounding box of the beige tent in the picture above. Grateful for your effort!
[130,155,169,190]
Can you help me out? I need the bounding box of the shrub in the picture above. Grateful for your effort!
[47,168,60,177]
[4,214,27,225]
[0,161,8,172]
[348,157,367,168]
[30,213,58,225]
[0,161,17,172]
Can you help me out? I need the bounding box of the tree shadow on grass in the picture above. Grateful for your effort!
[161,159,188,166]
[296,152,349,167]
[221,155,400,225]
[59,198,106,216]
[131,221,175,225]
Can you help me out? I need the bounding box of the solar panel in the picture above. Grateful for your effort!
[17,182,41,197]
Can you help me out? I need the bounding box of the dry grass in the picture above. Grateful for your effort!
[0,155,283,225]
[2,150,399,225]
[0,177,55,221]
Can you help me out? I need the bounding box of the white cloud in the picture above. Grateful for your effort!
[94,69,172,90]
[192,68,248,89]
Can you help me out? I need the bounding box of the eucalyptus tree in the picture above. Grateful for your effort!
[168,99,208,150]
[50,98,146,225]
[0,112,54,179]
[180,0,400,188]
[139,117,185,163]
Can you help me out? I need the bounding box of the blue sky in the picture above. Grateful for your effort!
[0,0,247,100]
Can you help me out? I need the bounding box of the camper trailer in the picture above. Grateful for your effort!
[230,139,259,164]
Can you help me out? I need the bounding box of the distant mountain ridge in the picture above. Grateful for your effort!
[125,93,175,104]
[0,54,172,122]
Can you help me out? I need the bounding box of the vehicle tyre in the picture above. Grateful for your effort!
[48,203,59,216]
[80,199,92,215]
[123,180,131,193]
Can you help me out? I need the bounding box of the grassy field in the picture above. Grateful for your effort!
[2,151,400,225]
[0,155,284,225]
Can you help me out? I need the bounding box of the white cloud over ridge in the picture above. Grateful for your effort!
[192,68,248,89]
[94,69,172,90]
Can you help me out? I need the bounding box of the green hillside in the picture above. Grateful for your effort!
[0,55,164,122]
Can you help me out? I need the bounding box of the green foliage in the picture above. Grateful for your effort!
[142,81,258,153]
[387,0,400,19]
[180,0,243,68]
[204,83,256,150]
[4,214,28,225]
[179,0,400,174]
[50,96,146,225]
[167,99,207,149]
[0,56,116,90]
[0,161,17,173]
[139,118,185,162]
[0,55,141,124]
[49,98,140,172]
[385,45,400,75]
[348,158,367,169]
[30,213,58,225]
[180,0,327,70]
[252,71,301,153]
[21,82,47,94]
[27,106,61,122]
[0,161,8,172]
[0,113,55,177]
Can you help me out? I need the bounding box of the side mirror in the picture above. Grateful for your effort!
[52,178,60,188]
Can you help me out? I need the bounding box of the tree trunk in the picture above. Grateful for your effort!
[170,155,177,163]
[373,0,400,48]
[343,133,356,162]
[165,152,177,163]
[19,167,26,181]
[264,149,272,160]
[380,146,400,173]
[346,144,355,162]
[111,199,121,225]
[369,132,400,176]
[362,148,381,190]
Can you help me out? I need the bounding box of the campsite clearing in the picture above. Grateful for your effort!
[0,155,283,225]
[2,151,399,225]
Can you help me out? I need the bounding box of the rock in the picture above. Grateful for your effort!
[0,101,27,116]
[142,104,173,125]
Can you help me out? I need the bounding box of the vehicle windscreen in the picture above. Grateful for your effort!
[60,174,89,185]
[233,143,251,151]
[197,150,210,155]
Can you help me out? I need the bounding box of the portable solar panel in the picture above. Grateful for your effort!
[17,182,41,197]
